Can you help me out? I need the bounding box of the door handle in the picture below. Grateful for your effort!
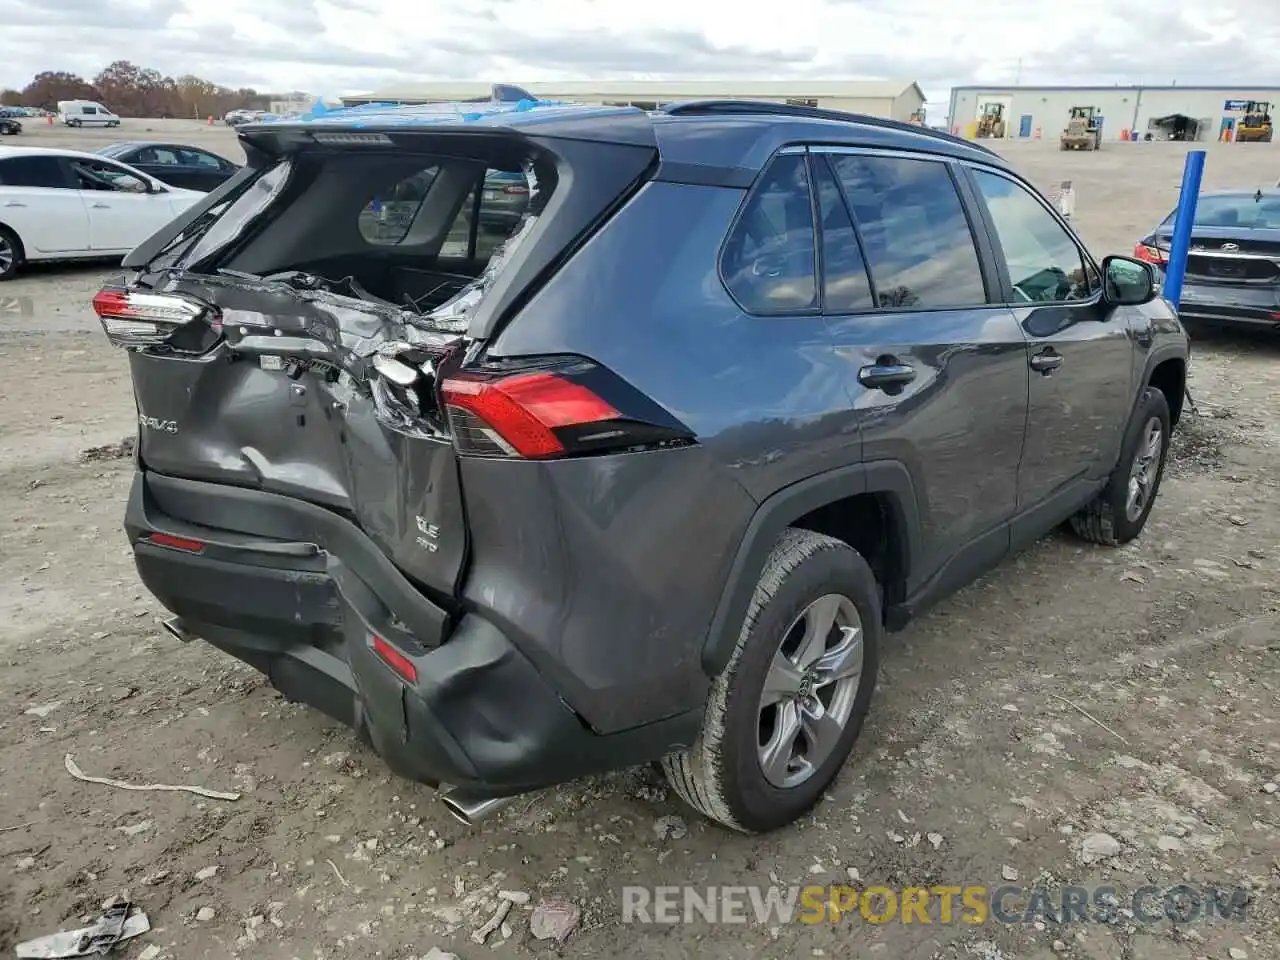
[91,202,110,209]
[3,201,25,207]
[1030,349,1063,374]
[857,361,916,391]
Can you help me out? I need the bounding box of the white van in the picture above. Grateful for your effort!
[57,101,120,128]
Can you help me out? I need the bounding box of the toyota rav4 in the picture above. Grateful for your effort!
[97,94,1189,833]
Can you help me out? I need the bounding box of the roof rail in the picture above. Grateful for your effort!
[662,99,998,157]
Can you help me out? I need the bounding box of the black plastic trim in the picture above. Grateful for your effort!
[701,460,921,675]
[1136,343,1189,415]
[127,470,448,645]
[651,160,757,189]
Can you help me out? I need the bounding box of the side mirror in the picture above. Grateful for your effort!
[1102,255,1156,306]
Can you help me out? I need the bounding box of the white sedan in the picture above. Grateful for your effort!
[0,146,204,281]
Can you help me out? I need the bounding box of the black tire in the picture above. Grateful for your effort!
[662,528,881,833]
[0,224,22,281]
[1069,387,1171,545]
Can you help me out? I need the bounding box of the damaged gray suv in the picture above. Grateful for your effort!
[99,91,1189,833]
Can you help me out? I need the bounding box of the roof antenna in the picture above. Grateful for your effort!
[1255,188,1263,202]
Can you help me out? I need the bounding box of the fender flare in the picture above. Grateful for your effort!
[1135,343,1188,415]
[700,460,921,676]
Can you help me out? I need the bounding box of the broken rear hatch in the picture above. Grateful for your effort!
[99,102,658,609]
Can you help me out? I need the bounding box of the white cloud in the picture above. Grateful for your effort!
[0,0,1274,107]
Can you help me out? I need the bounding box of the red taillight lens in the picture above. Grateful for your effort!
[92,289,132,317]
[371,634,417,683]
[502,184,529,195]
[146,532,206,554]
[94,287,219,349]
[440,371,621,459]
[1133,243,1167,265]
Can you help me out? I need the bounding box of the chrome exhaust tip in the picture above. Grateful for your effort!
[161,616,191,642]
[440,790,512,826]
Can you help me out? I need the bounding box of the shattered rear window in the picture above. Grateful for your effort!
[165,147,553,331]
[182,160,294,267]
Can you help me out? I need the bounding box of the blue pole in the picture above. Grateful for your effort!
[1160,150,1205,306]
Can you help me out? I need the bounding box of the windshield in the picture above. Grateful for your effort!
[1161,195,1280,230]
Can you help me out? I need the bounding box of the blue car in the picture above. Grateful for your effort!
[1135,189,1280,329]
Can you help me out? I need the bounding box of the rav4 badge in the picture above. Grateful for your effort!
[138,414,178,434]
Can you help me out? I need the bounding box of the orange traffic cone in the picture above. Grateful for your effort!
[207,115,213,125]
[47,114,53,125]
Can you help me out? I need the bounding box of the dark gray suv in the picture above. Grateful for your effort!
[96,96,1189,833]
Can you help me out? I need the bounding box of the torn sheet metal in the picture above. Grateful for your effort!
[15,904,149,958]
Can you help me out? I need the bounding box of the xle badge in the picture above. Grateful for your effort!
[416,516,440,553]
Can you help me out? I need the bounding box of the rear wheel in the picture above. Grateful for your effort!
[1069,387,1171,545]
[0,225,22,281]
[662,528,881,833]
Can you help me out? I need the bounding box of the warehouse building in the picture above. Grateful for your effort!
[948,85,1280,142]
[342,80,927,123]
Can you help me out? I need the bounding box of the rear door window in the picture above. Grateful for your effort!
[139,148,180,165]
[180,149,224,169]
[0,156,70,188]
[829,154,987,309]
[721,153,818,314]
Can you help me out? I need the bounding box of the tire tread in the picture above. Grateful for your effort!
[662,527,859,833]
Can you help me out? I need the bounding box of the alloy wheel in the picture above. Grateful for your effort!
[1125,416,1163,522]
[757,593,864,789]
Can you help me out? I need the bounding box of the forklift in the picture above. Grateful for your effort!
[1237,101,1273,142]
[976,103,1006,138]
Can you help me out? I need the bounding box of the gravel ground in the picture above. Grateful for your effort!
[1,121,1278,960]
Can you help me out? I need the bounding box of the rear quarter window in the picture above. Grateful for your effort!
[720,153,818,315]
[360,166,441,245]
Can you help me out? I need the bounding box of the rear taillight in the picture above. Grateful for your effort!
[93,287,220,351]
[502,184,529,195]
[439,359,694,460]
[1133,241,1167,265]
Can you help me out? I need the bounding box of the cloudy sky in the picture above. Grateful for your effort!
[1,0,1274,106]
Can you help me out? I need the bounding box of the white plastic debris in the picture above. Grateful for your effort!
[15,906,149,958]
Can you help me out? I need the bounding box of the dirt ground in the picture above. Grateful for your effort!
[2,120,1278,960]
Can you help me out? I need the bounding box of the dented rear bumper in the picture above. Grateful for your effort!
[125,469,696,793]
